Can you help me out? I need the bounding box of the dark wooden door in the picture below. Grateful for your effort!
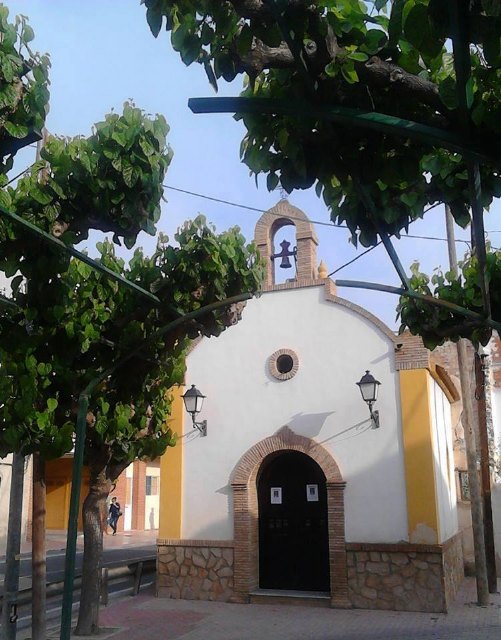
[258,451,329,591]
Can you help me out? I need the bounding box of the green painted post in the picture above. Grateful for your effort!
[60,393,89,640]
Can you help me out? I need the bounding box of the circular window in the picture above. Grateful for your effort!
[277,354,294,374]
[269,349,299,381]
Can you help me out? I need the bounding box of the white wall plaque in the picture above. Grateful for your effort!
[270,487,282,504]
[306,484,319,502]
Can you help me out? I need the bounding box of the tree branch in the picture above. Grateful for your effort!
[236,37,448,122]
[360,57,447,117]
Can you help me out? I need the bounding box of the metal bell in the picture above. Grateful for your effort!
[272,240,296,269]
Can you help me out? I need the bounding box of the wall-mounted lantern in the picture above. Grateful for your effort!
[181,384,207,437]
[356,370,381,429]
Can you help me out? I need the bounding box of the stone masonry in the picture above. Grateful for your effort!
[347,535,463,613]
[157,540,234,602]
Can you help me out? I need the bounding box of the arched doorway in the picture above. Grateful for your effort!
[258,451,329,591]
[231,427,349,607]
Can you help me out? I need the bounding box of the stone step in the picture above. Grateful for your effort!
[249,589,331,608]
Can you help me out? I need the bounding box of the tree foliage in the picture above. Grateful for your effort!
[397,249,501,350]
[0,101,172,262]
[0,217,262,465]
[0,4,49,173]
[144,0,500,242]
[144,0,501,346]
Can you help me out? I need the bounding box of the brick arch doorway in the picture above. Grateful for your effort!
[230,427,349,607]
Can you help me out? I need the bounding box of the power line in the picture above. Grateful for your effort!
[328,242,381,277]
[164,184,341,228]
[164,183,496,247]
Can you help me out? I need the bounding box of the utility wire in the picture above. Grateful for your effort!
[164,184,340,228]
[5,163,35,186]
[328,242,381,277]
[164,184,496,246]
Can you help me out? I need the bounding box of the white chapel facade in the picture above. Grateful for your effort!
[157,201,463,612]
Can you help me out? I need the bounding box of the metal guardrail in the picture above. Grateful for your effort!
[0,556,156,612]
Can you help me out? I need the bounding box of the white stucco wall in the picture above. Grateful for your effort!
[0,454,14,554]
[491,386,501,571]
[0,454,32,555]
[429,378,458,542]
[492,386,501,464]
[182,284,409,544]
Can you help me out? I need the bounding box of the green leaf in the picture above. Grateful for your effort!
[341,63,359,84]
[347,51,369,62]
[403,3,445,58]
[0,188,12,209]
[267,173,279,192]
[23,24,35,42]
[146,7,163,37]
[47,398,58,412]
[30,185,53,205]
[438,76,458,110]
[388,0,405,47]
[4,121,29,139]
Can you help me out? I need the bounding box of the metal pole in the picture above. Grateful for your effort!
[60,394,89,640]
[31,454,46,640]
[445,205,489,606]
[1,453,25,640]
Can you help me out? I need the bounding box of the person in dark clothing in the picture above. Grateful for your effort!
[108,496,121,535]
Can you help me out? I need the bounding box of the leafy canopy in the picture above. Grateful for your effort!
[144,0,500,243]
[143,0,501,347]
[0,218,263,462]
[0,14,264,465]
[0,3,50,174]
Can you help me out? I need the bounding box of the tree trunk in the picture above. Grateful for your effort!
[32,454,46,640]
[74,462,112,636]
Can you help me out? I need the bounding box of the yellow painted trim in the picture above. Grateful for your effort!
[159,386,184,539]
[399,369,440,544]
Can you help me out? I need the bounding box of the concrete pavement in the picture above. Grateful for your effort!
[37,577,500,640]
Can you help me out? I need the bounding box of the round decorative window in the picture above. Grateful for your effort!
[268,348,299,381]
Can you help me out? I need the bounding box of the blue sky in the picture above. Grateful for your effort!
[5,0,500,329]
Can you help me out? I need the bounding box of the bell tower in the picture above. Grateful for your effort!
[254,200,319,287]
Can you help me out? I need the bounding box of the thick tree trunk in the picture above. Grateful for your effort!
[74,461,112,636]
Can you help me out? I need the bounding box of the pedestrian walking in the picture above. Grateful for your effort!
[108,496,122,535]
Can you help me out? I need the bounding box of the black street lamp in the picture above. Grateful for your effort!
[356,370,381,429]
[181,385,207,436]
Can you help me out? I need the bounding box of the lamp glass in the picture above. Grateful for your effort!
[356,371,380,403]
[182,385,206,416]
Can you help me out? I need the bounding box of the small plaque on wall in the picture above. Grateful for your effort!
[270,487,282,504]
[306,484,319,502]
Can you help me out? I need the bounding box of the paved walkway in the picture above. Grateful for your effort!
[37,577,500,640]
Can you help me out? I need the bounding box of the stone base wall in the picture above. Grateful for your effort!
[157,536,463,612]
[346,537,463,613]
[443,533,464,607]
[157,539,234,602]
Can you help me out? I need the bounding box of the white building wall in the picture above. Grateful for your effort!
[0,454,14,554]
[491,386,501,571]
[0,454,32,555]
[429,379,458,542]
[182,285,408,544]
[145,463,160,530]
